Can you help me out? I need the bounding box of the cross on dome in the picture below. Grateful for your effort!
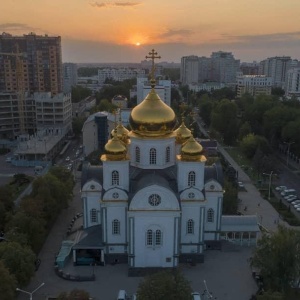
[145,49,161,88]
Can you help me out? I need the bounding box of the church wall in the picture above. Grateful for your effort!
[105,204,127,245]
[177,161,205,192]
[82,194,101,229]
[130,211,180,268]
[102,160,129,191]
[129,136,176,169]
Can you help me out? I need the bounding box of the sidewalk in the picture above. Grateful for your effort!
[218,145,289,233]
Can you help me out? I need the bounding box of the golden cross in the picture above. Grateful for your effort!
[145,49,161,87]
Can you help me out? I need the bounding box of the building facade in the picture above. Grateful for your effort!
[0,32,63,95]
[63,63,77,93]
[285,68,300,98]
[236,75,273,98]
[98,68,145,84]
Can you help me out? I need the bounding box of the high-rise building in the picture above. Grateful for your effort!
[180,52,240,85]
[259,56,298,88]
[180,55,199,85]
[0,32,62,95]
[285,68,300,98]
[63,63,77,93]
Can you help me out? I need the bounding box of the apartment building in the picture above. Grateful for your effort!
[180,52,240,85]
[98,68,145,83]
[136,77,171,106]
[0,32,62,95]
[285,68,300,98]
[236,75,272,98]
[259,56,298,88]
[63,63,77,93]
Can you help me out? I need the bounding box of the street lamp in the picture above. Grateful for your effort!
[16,282,45,300]
[284,141,295,167]
[203,280,214,299]
[263,171,277,201]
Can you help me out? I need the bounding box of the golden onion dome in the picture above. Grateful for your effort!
[129,88,176,137]
[101,132,127,161]
[111,124,129,143]
[181,136,206,162]
[174,117,192,144]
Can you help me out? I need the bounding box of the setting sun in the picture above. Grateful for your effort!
[136,42,141,46]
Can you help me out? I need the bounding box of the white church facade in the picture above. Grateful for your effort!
[72,51,258,275]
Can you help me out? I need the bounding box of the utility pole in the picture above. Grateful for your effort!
[263,171,277,200]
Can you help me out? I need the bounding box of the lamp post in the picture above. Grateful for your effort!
[203,280,214,299]
[263,171,277,200]
[16,282,45,300]
[284,141,295,167]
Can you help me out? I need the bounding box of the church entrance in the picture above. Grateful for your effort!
[144,247,163,267]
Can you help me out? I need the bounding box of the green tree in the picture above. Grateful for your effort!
[238,121,252,141]
[210,99,238,145]
[271,87,285,97]
[136,270,193,300]
[0,241,36,286]
[222,180,238,214]
[257,291,284,300]
[198,96,213,125]
[0,261,17,299]
[57,289,91,300]
[71,86,92,103]
[72,117,86,137]
[240,134,271,159]
[251,226,300,293]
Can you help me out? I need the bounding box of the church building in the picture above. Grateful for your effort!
[75,51,226,274]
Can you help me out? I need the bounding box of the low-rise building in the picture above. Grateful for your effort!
[236,75,272,98]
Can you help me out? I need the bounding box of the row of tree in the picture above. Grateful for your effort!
[0,167,74,298]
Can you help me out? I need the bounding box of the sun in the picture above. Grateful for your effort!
[135,42,141,46]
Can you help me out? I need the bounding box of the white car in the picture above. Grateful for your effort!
[287,197,298,202]
[292,200,300,206]
[285,195,298,201]
[65,156,70,162]
[238,181,244,188]
[276,185,287,191]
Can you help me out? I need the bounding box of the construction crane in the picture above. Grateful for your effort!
[0,46,27,135]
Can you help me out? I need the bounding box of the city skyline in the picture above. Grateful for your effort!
[1,0,300,63]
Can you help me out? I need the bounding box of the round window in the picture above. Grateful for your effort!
[188,192,195,199]
[148,194,161,206]
[210,185,215,190]
[112,192,119,199]
[90,185,95,190]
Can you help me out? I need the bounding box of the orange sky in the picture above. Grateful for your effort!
[1,0,300,62]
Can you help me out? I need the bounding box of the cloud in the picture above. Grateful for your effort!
[158,29,194,39]
[223,31,300,44]
[0,23,37,32]
[90,1,142,8]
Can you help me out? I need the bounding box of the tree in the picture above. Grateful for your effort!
[238,121,252,141]
[251,226,300,293]
[240,134,271,159]
[72,117,86,137]
[257,291,284,300]
[57,289,91,300]
[136,270,193,300]
[0,261,17,299]
[0,241,36,286]
[71,86,92,103]
[222,180,238,214]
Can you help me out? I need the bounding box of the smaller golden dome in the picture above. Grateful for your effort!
[111,124,129,143]
[181,136,206,162]
[101,131,127,161]
[174,117,192,144]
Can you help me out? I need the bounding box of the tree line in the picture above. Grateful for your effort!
[0,167,74,298]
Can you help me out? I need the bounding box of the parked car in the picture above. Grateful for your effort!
[285,195,298,201]
[65,156,70,162]
[5,157,12,162]
[293,204,300,209]
[287,197,299,203]
[292,200,300,205]
[276,185,287,191]
[191,292,202,300]
[296,207,300,212]
[238,181,244,188]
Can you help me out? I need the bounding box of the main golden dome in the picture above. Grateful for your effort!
[129,88,176,137]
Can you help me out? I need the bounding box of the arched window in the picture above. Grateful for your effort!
[146,229,153,246]
[155,230,162,245]
[90,209,97,223]
[111,170,119,186]
[165,146,170,163]
[187,219,194,234]
[188,171,196,187]
[135,146,140,163]
[149,148,156,165]
[207,208,214,223]
[112,219,120,234]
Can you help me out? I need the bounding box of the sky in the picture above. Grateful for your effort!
[1,0,300,63]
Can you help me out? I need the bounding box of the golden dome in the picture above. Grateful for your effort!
[111,124,129,143]
[181,136,206,162]
[129,88,176,137]
[174,117,192,144]
[101,132,127,161]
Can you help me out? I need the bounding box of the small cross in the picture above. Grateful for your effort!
[146,49,161,86]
